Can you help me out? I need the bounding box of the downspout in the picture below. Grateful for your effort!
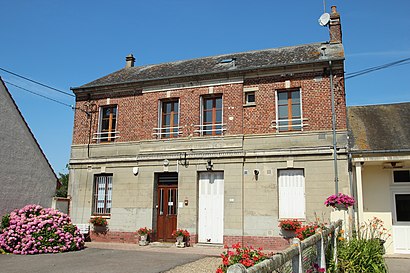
[329,60,339,194]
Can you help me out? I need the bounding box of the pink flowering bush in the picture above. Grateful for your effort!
[0,204,84,255]
[324,193,355,209]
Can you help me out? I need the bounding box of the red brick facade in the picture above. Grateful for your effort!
[72,70,346,145]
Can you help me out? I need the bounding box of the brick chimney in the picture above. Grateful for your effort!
[125,54,135,68]
[329,6,342,43]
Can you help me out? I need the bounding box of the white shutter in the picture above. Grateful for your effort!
[393,226,410,253]
[198,172,224,243]
[278,169,305,219]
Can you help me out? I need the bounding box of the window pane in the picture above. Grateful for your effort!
[394,171,410,182]
[111,107,117,118]
[216,110,222,123]
[396,194,410,221]
[103,108,111,118]
[291,91,300,103]
[173,101,179,112]
[215,97,222,109]
[101,120,109,130]
[292,104,301,118]
[164,115,170,126]
[278,120,288,131]
[204,111,212,123]
[173,114,179,126]
[246,92,255,103]
[278,105,288,119]
[205,99,213,110]
[278,92,288,105]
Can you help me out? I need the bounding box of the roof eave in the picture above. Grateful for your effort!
[71,56,345,93]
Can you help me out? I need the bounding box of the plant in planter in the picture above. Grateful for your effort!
[278,219,302,238]
[137,227,152,246]
[324,193,355,210]
[295,223,326,240]
[89,216,108,233]
[216,243,272,273]
[172,229,190,248]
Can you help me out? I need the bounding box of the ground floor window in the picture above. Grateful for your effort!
[278,169,305,219]
[394,193,410,222]
[92,174,113,215]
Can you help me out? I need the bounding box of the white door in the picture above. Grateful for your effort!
[278,169,305,219]
[198,172,224,243]
[392,193,410,253]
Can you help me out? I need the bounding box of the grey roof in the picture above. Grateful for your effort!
[76,42,344,89]
[348,102,410,152]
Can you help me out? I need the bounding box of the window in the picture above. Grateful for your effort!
[394,170,410,183]
[201,96,223,136]
[394,194,410,222]
[92,174,113,215]
[159,100,180,138]
[278,169,305,219]
[245,92,255,105]
[97,105,118,142]
[276,89,302,132]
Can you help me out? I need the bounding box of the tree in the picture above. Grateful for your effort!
[55,166,69,198]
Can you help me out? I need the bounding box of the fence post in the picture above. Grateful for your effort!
[333,224,339,269]
[227,263,247,273]
[291,238,303,273]
[316,231,326,271]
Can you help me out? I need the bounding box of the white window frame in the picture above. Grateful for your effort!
[391,190,410,225]
[156,98,181,139]
[274,88,304,132]
[198,95,224,136]
[92,174,113,215]
[392,170,410,184]
[95,105,119,142]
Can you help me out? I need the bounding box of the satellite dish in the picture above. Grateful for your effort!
[318,13,330,26]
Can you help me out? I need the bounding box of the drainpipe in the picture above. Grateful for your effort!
[329,60,339,194]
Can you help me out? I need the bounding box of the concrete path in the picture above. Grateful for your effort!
[385,254,410,273]
[0,247,208,273]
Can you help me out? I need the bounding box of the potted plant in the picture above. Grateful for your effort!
[278,219,302,238]
[89,216,108,233]
[325,193,355,210]
[172,229,190,248]
[137,227,152,246]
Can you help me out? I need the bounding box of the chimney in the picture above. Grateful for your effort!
[125,54,135,68]
[329,6,342,43]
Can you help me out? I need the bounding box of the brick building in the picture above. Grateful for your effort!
[69,6,349,248]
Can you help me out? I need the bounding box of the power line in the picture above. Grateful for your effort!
[0,67,75,97]
[4,80,74,109]
[346,57,410,80]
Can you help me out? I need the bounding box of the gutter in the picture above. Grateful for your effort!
[349,149,410,155]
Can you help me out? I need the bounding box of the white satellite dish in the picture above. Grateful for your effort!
[318,13,330,26]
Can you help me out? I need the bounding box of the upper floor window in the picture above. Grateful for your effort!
[200,96,223,136]
[276,89,302,132]
[159,99,180,138]
[92,174,113,215]
[96,105,118,142]
[394,170,410,183]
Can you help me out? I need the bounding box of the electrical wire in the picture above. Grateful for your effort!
[4,80,74,109]
[0,67,75,97]
[346,57,410,80]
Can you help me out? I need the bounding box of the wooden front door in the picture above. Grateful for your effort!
[156,173,178,242]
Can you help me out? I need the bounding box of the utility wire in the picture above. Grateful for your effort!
[346,57,410,80]
[0,67,75,97]
[4,80,74,109]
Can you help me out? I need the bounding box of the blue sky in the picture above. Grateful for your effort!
[1,1,409,174]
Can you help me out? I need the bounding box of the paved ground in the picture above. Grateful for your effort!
[385,255,410,273]
[0,246,210,273]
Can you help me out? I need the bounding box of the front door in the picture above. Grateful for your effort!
[198,172,224,244]
[156,173,178,242]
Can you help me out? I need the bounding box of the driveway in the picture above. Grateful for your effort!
[0,247,208,273]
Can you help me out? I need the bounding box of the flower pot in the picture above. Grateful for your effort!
[334,204,348,211]
[280,229,296,238]
[139,234,149,246]
[93,225,108,233]
[175,236,185,248]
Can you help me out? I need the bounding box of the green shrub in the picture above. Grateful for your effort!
[1,214,10,230]
[329,238,387,272]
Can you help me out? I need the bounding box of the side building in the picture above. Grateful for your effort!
[0,78,57,217]
[348,102,410,254]
[69,7,349,249]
